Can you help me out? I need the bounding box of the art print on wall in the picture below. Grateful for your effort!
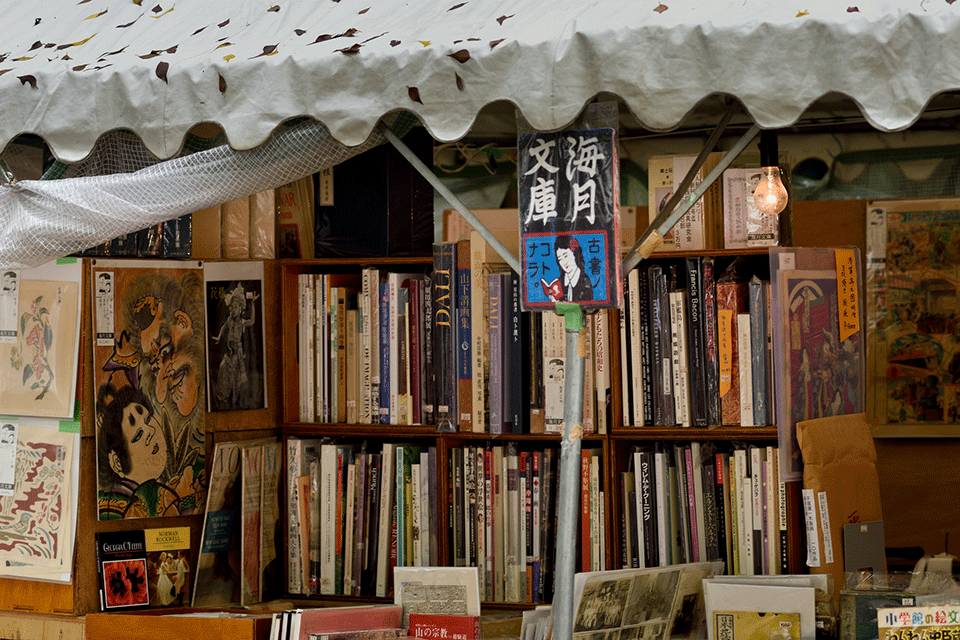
[93,260,206,520]
[0,260,82,419]
[203,261,266,412]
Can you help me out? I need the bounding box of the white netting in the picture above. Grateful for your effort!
[0,114,413,270]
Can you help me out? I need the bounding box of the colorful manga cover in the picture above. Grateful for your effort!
[866,199,960,435]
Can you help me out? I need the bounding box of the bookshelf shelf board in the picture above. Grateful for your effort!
[609,426,778,440]
[638,246,772,259]
[437,431,608,442]
[282,423,441,438]
[281,256,433,267]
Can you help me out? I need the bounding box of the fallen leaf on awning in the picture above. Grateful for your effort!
[268,5,280,11]
[72,64,87,71]
[215,42,233,50]
[219,74,226,92]
[152,6,174,17]
[250,44,279,58]
[79,0,92,3]
[29,41,43,51]
[846,5,859,10]
[337,28,358,37]
[45,43,56,48]
[489,38,504,49]
[336,43,362,54]
[295,29,306,35]
[796,9,809,16]
[118,17,141,28]
[467,37,479,41]
[0,70,9,77]
[362,33,386,44]
[313,34,333,43]
[18,75,37,88]
[455,73,464,90]
[34,18,41,25]
[167,45,177,53]
[448,49,470,63]
[84,9,108,19]
[391,40,400,46]
[14,55,36,61]
[418,40,431,46]
[218,19,230,27]
[223,54,234,61]
[104,47,127,56]
[496,14,514,25]
[156,61,168,82]
[449,2,466,9]
[62,54,72,60]
[133,0,142,4]
[654,4,668,13]
[408,86,422,103]
[359,7,370,14]
[152,4,162,12]
[139,52,160,59]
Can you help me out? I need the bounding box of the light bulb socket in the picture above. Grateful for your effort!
[758,129,779,168]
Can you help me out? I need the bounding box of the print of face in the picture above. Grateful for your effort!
[137,297,200,417]
[117,401,167,484]
[557,247,576,274]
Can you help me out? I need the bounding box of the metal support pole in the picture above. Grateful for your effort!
[552,302,586,640]
[381,125,521,275]
[623,123,761,273]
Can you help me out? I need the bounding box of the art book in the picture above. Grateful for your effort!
[865,198,960,436]
[92,260,207,520]
[770,248,864,482]
[0,259,82,419]
[145,526,191,607]
[518,125,622,311]
[203,261,267,412]
[96,529,150,611]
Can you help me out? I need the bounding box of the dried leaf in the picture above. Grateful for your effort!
[467,37,479,41]
[72,64,88,71]
[489,38,504,49]
[166,45,178,53]
[218,18,230,27]
[156,61,168,82]
[0,69,10,76]
[139,52,160,59]
[390,40,401,46]
[84,9,108,19]
[448,49,470,63]
[14,55,36,61]
[191,26,206,35]
[250,44,278,58]
[118,17,141,28]
[847,5,859,10]
[152,4,162,13]
[44,43,56,48]
[338,28,358,37]
[133,0,142,4]
[104,47,127,56]
[29,41,43,51]
[62,54,72,60]
[18,75,37,89]
[215,42,234,50]
[948,0,958,5]
[312,34,332,44]
[448,2,466,9]
[78,0,92,3]
[418,40,431,46]
[336,43,362,54]
[34,18,41,25]
[152,6,174,17]
[267,4,280,11]
[455,73,464,90]
[796,9,809,16]
[359,7,370,14]
[408,86,422,104]
[454,39,463,44]
[496,14,514,25]
[362,32,386,44]
[295,29,306,35]
[653,3,668,13]
[219,73,227,92]
[223,54,235,61]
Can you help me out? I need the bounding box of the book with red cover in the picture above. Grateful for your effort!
[408,614,481,640]
[295,604,403,640]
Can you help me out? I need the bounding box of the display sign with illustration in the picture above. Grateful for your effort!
[518,128,622,311]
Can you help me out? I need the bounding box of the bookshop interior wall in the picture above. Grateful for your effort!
[1,1,960,634]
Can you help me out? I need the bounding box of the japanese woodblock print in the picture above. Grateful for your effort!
[518,128,622,311]
[0,260,82,419]
[773,265,863,481]
[203,261,266,412]
[93,260,206,520]
[866,200,960,436]
[0,423,75,575]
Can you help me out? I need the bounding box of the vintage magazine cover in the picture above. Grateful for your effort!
[518,126,622,311]
[770,248,865,482]
[712,611,800,640]
[203,261,267,412]
[703,580,816,640]
[866,199,960,436]
[92,260,206,520]
[0,259,82,419]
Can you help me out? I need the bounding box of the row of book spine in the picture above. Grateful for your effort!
[286,438,440,598]
[621,442,803,576]
[619,256,773,427]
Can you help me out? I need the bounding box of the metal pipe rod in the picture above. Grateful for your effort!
[381,125,521,274]
[552,303,587,640]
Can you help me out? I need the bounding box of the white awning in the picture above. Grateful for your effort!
[4,0,960,163]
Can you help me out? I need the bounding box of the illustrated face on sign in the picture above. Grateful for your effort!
[2,271,16,292]
[116,400,168,484]
[134,295,201,418]
[556,247,576,274]
[99,384,169,487]
[0,424,14,444]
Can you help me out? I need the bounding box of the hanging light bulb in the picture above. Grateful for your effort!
[753,129,788,216]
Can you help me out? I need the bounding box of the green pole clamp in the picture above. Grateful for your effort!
[554,302,584,332]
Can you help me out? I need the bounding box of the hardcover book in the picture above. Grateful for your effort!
[96,529,150,611]
[145,526,191,608]
[431,243,458,431]
[409,614,481,640]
